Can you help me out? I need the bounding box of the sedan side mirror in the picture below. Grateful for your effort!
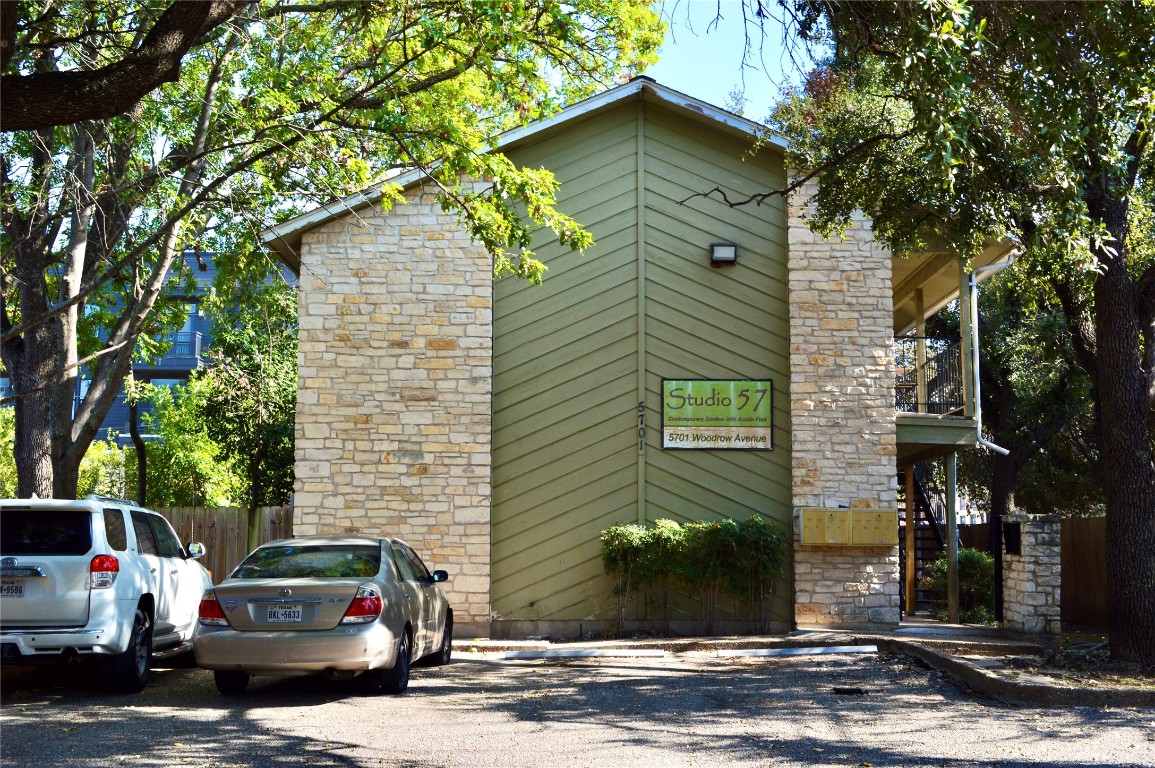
[432,570,449,583]
[186,541,206,559]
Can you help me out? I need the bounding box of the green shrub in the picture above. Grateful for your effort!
[77,438,131,499]
[0,407,16,497]
[675,519,741,634]
[923,547,995,624]
[601,515,788,636]
[728,516,788,633]
[600,523,650,636]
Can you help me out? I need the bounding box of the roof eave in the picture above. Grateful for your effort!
[259,78,787,273]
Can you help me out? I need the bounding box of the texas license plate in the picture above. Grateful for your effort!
[267,604,302,623]
[0,580,24,598]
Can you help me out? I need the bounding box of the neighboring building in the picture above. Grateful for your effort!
[94,251,218,444]
[263,78,1012,639]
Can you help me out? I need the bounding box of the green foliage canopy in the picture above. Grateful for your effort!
[1,0,664,499]
[766,0,1155,663]
[139,378,243,508]
[198,259,297,515]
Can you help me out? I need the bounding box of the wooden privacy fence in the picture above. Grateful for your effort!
[1060,517,1107,629]
[955,518,1107,629]
[157,506,294,583]
[959,522,990,552]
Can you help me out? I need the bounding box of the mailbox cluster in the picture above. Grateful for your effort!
[799,508,899,546]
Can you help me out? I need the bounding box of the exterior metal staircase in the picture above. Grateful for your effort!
[898,466,947,614]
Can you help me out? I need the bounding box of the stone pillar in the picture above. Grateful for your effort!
[294,179,493,637]
[1002,513,1062,637]
[788,178,899,628]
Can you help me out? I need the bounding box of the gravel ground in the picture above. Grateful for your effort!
[2,652,1153,768]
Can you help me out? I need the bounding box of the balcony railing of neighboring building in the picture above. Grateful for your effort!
[90,330,205,369]
[141,331,204,368]
[895,336,965,415]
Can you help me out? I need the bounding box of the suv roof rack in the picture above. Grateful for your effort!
[84,494,139,507]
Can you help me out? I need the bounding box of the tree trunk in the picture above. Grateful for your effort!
[245,445,268,553]
[6,252,58,499]
[129,400,147,506]
[1091,197,1155,664]
[52,126,97,501]
[988,452,1015,621]
[0,1,243,131]
[12,374,54,499]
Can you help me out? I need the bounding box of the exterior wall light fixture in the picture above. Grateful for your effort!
[710,242,738,265]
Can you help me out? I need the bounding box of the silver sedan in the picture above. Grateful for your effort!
[193,536,452,695]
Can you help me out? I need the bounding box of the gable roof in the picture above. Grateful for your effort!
[261,77,785,273]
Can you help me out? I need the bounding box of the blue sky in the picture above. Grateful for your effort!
[643,0,806,121]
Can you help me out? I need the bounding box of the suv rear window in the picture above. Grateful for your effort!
[103,509,129,551]
[0,508,93,555]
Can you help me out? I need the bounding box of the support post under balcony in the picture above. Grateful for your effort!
[914,289,927,411]
[958,260,975,417]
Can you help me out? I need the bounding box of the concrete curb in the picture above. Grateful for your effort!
[876,638,1155,709]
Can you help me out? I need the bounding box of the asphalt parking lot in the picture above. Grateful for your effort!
[2,652,1153,768]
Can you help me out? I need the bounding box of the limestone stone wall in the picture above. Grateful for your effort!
[788,179,900,627]
[1003,514,1062,637]
[294,180,493,636]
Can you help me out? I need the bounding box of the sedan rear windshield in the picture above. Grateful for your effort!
[1,509,93,555]
[231,544,381,579]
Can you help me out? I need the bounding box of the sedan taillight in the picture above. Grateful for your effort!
[341,585,383,624]
[198,590,229,626]
[90,554,119,589]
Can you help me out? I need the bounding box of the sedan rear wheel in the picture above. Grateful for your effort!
[370,630,410,695]
[214,670,251,695]
[428,617,452,666]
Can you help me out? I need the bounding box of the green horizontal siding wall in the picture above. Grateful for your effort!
[492,99,792,624]
[642,104,793,622]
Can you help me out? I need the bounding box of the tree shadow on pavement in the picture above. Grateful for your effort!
[1,654,1149,768]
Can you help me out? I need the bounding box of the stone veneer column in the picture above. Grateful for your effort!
[1003,513,1062,638]
[788,179,900,628]
[294,180,493,637]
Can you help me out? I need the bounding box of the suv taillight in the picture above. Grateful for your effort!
[340,585,383,624]
[198,590,229,626]
[90,554,119,589]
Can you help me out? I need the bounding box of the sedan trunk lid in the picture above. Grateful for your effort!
[212,578,368,631]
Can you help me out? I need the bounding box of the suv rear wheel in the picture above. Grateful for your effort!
[107,608,152,693]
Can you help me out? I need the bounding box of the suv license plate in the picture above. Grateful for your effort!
[267,605,302,623]
[0,580,24,598]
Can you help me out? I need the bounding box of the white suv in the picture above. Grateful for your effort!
[0,496,213,692]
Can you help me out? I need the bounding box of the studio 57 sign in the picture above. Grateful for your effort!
[662,379,773,450]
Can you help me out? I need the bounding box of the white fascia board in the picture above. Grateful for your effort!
[635,80,788,149]
[495,78,786,151]
[260,170,428,252]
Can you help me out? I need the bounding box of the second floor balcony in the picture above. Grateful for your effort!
[894,335,974,465]
[162,331,205,363]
